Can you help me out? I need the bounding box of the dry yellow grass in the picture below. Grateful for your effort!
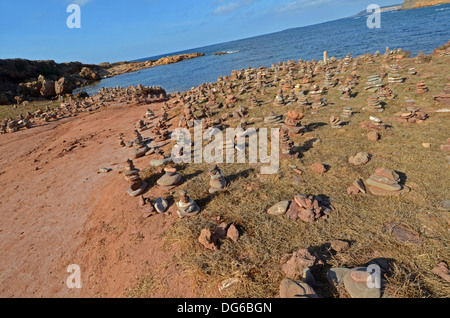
[0,99,62,120]
[153,51,450,298]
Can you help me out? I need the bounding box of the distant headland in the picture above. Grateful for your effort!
[351,0,450,17]
[401,0,450,10]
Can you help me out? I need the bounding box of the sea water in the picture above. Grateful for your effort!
[78,4,450,95]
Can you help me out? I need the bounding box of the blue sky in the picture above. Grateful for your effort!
[0,0,402,64]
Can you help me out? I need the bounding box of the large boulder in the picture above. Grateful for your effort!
[79,67,100,81]
[54,77,73,95]
[38,75,56,97]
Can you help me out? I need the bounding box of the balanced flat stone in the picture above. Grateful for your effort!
[343,267,381,298]
[366,178,402,192]
[126,181,148,197]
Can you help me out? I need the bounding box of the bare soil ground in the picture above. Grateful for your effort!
[0,100,197,297]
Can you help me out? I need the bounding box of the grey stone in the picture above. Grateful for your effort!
[343,268,381,298]
[154,197,169,213]
[126,181,148,197]
[267,201,291,215]
[327,268,350,286]
[279,279,319,298]
[440,200,450,211]
[150,158,172,167]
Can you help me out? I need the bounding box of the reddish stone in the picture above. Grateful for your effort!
[310,163,327,174]
[432,262,450,283]
[347,186,360,195]
[385,223,421,244]
[330,240,350,253]
[198,228,218,250]
[281,248,318,279]
[350,270,371,283]
[441,144,450,152]
[375,168,400,182]
[368,185,401,197]
[367,131,380,141]
[227,224,240,242]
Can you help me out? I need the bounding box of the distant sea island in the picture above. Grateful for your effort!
[351,0,450,17]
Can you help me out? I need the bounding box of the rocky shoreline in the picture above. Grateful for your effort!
[0,53,204,105]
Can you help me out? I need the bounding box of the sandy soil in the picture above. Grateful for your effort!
[0,100,197,298]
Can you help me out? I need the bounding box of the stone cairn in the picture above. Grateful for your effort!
[311,95,325,109]
[145,109,155,120]
[415,81,429,94]
[434,83,450,105]
[124,159,148,197]
[286,90,297,104]
[280,80,293,93]
[157,167,182,191]
[341,107,353,118]
[323,72,335,89]
[131,130,149,159]
[124,159,139,180]
[387,65,404,84]
[280,128,299,159]
[286,194,331,222]
[378,86,396,100]
[274,91,286,107]
[208,165,227,194]
[346,71,358,87]
[393,103,428,124]
[176,190,201,218]
[296,90,309,106]
[309,85,322,98]
[366,168,410,196]
[360,116,386,131]
[283,111,306,135]
[264,111,283,124]
[330,116,343,129]
[365,74,383,92]
[408,68,417,75]
[136,119,148,132]
[363,95,384,113]
[340,87,353,100]
[118,135,125,147]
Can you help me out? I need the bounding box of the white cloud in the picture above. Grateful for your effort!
[67,0,92,6]
[213,0,254,15]
[273,0,330,15]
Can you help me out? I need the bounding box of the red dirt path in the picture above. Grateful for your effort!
[0,100,197,297]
